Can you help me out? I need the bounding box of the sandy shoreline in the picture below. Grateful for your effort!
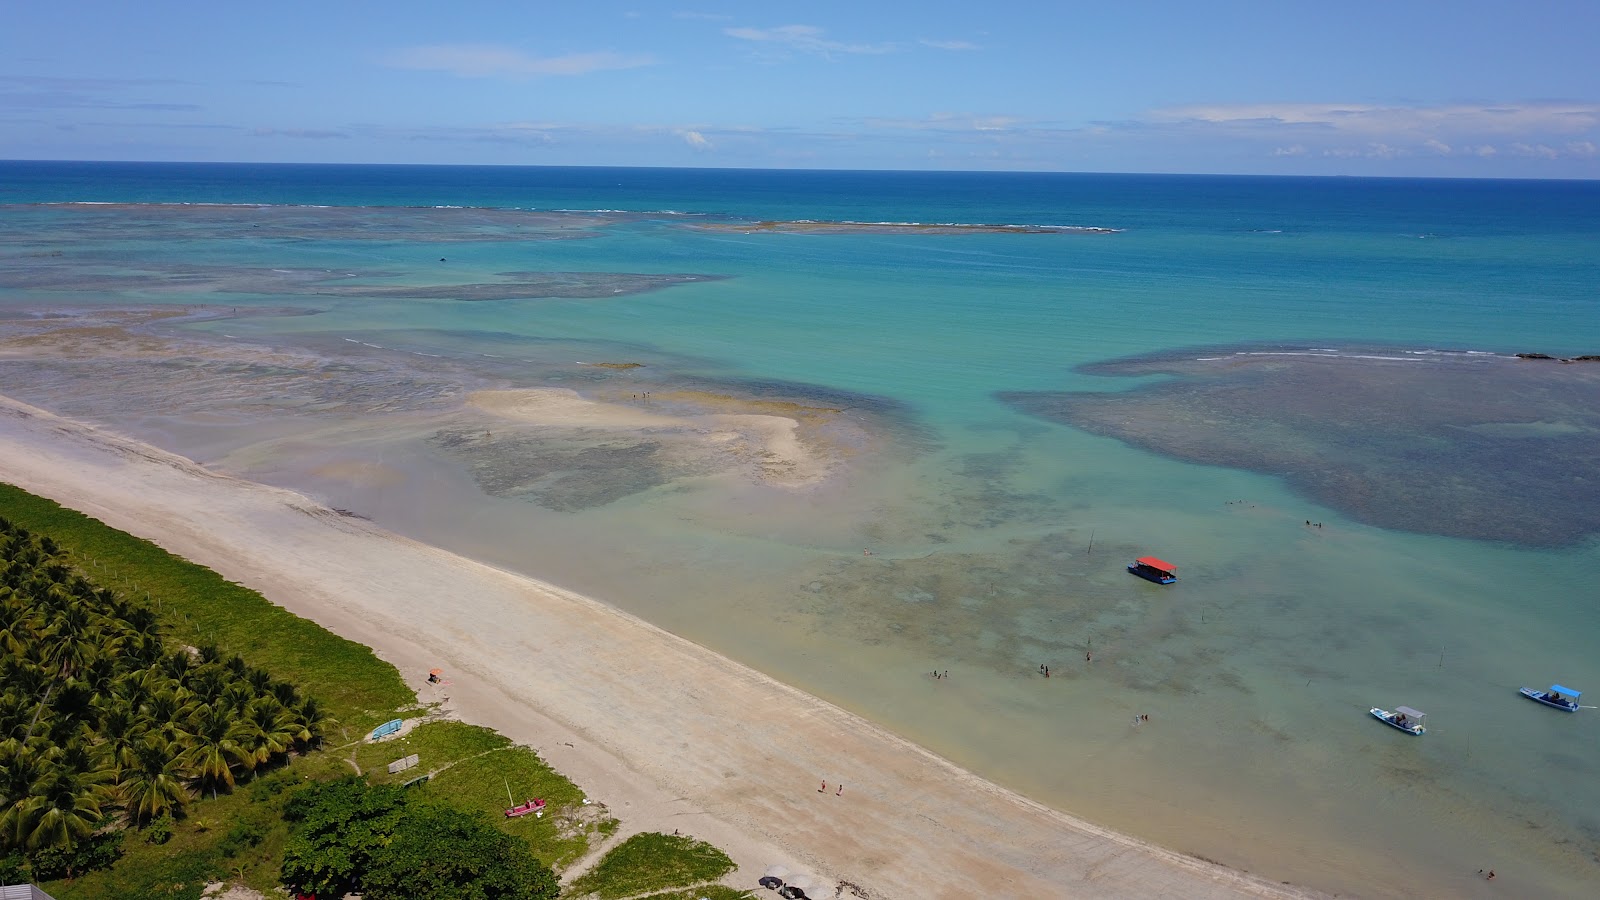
[0,394,1318,899]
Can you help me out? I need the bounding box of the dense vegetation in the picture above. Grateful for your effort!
[0,483,750,899]
[565,832,737,899]
[1,516,324,878]
[282,775,560,900]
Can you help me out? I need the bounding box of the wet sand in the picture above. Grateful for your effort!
[0,394,1315,900]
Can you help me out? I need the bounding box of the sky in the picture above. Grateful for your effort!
[3,1,1599,177]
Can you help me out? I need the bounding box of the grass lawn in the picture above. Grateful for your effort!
[566,832,739,899]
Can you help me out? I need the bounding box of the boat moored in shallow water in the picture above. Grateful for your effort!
[1520,685,1581,712]
[1371,705,1426,735]
[1127,556,1177,584]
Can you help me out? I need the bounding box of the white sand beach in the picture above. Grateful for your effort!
[0,394,1319,899]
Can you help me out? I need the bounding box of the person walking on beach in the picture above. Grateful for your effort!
[836,784,843,796]
[819,781,826,793]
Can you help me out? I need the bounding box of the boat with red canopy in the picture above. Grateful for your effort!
[1127,556,1177,584]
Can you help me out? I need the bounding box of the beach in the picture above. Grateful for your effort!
[0,394,1314,899]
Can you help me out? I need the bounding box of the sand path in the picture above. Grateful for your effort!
[0,396,1319,900]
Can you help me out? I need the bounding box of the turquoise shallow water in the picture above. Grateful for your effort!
[3,162,1600,896]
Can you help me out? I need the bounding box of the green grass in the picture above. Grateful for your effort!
[565,832,737,899]
[0,483,415,735]
[44,766,306,900]
[352,719,511,783]
[634,888,756,900]
[419,741,608,869]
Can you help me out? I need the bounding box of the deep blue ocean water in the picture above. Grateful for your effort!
[3,160,1599,896]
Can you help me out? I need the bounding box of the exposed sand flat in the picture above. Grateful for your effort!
[472,387,689,429]
[0,395,1318,900]
[470,387,831,487]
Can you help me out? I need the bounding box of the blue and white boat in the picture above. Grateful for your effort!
[1520,684,1581,712]
[1370,705,1426,735]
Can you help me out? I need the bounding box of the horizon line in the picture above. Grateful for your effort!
[3,157,1598,184]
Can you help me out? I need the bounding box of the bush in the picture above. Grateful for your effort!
[218,820,268,858]
[0,851,26,884]
[362,805,559,900]
[143,815,175,845]
[27,831,124,880]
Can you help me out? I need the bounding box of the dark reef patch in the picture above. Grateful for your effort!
[433,429,680,511]
[999,346,1600,547]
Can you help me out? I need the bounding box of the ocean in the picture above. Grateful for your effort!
[2,161,1598,896]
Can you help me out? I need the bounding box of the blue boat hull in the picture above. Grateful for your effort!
[1519,687,1578,712]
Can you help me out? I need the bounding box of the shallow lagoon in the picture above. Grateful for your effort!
[3,171,1599,896]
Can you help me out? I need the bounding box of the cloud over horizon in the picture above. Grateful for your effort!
[384,44,655,79]
[724,24,897,57]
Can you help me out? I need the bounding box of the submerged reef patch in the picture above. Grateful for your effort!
[999,346,1600,547]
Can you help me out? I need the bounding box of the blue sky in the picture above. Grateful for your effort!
[4,1,1598,177]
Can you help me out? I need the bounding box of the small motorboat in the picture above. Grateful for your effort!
[1520,684,1581,712]
[1371,705,1426,735]
[505,798,546,818]
[1127,556,1177,584]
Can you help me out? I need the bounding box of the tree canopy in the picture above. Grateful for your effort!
[281,776,559,900]
[0,516,326,876]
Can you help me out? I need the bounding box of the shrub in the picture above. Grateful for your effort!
[143,815,175,845]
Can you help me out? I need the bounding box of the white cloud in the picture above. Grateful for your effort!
[1510,142,1560,159]
[1423,139,1452,155]
[384,44,654,78]
[678,129,711,149]
[724,24,897,56]
[250,128,349,139]
[1273,144,1307,156]
[919,39,980,51]
[861,113,1022,132]
[1152,102,1600,138]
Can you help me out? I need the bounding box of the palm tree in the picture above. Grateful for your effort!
[288,696,329,752]
[120,735,188,826]
[143,691,195,749]
[160,650,191,682]
[0,742,49,850]
[22,767,109,853]
[93,704,144,781]
[0,691,34,745]
[39,600,104,683]
[238,697,295,770]
[178,704,249,799]
[220,682,256,716]
[0,596,35,656]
